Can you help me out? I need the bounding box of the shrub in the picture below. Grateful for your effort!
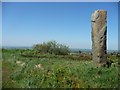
[33,41,70,55]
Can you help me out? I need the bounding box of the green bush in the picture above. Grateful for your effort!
[33,41,70,55]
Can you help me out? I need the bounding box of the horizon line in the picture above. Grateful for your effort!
[2,46,118,51]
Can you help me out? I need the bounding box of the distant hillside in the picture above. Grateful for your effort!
[2,46,32,49]
[70,48,92,53]
[2,46,118,53]
[69,48,118,53]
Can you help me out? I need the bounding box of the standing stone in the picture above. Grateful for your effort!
[91,10,107,65]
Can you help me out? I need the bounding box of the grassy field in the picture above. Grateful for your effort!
[2,49,118,88]
[0,49,2,89]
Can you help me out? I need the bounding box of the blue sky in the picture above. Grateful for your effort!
[0,2,1,48]
[2,2,118,50]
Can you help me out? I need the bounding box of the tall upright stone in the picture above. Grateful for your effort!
[91,10,107,65]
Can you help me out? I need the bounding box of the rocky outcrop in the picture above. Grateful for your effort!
[91,10,107,65]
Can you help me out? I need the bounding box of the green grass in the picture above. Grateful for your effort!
[0,49,2,89]
[2,49,118,88]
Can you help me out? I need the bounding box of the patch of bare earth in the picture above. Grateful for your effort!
[2,66,10,82]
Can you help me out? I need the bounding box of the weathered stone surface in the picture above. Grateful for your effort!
[91,10,107,65]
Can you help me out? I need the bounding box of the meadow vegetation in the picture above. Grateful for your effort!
[33,41,70,55]
[2,41,119,88]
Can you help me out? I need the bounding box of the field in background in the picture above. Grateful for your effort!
[2,49,118,88]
